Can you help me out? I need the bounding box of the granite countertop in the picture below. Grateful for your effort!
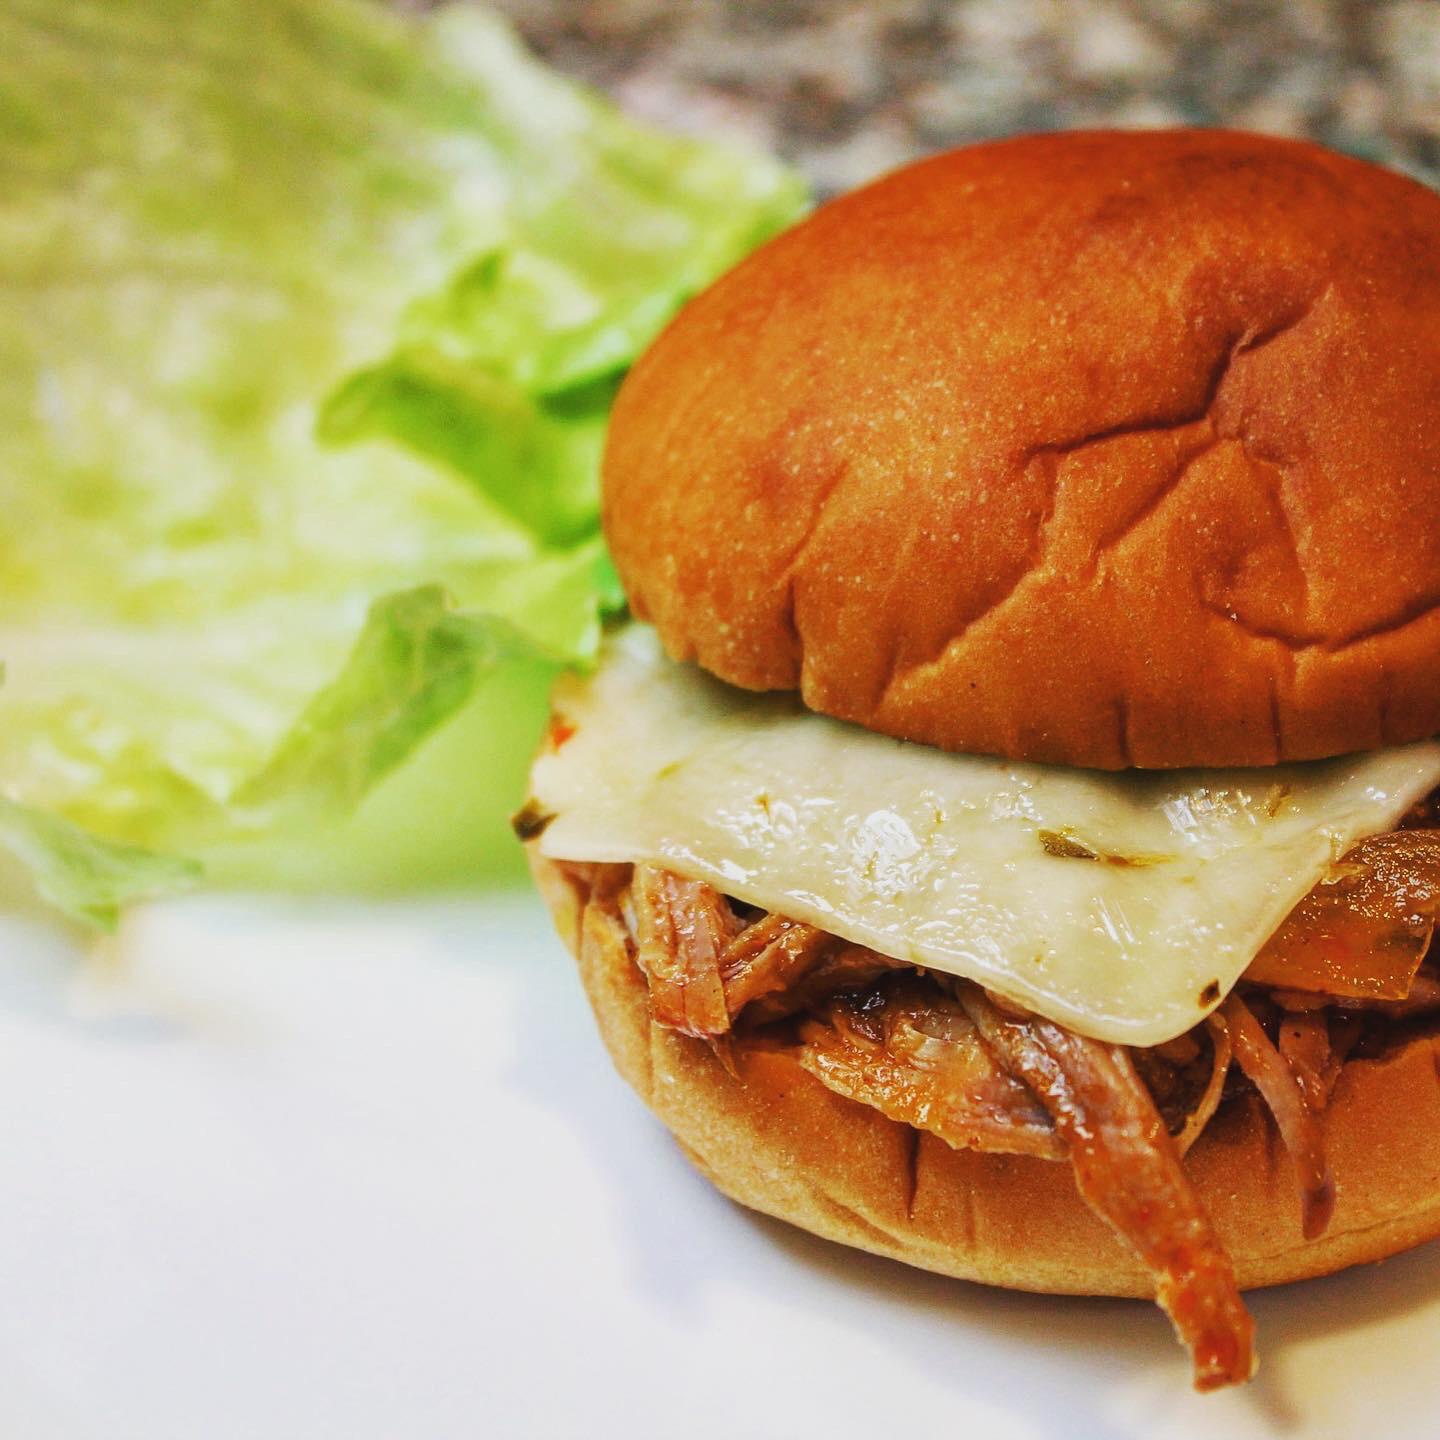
[487,0,1440,192]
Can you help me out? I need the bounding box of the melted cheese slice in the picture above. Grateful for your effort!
[532,626,1440,1046]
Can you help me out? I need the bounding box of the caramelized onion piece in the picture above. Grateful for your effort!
[1271,970,1440,1017]
[797,982,1063,1159]
[1245,830,1440,999]
[1173,1015,1233,1157]
[1276,1010,1333,1112]
[1375,970,1440,1017]
[1222,994,1335,1241]
[631,864,735,1038]
[961,989,1255,1392]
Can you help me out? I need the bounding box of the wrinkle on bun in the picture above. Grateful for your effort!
[603,131,1440,769]
[535,852,1440,1295]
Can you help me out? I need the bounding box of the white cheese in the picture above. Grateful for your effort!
[532,625,1440,1046]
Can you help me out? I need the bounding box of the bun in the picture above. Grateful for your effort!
[603,130,1440,769]
[533,851,1440,1295]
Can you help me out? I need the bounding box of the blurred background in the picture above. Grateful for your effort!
[488,0,1438,193]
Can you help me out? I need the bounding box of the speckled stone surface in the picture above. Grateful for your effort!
[485,0,1440,193]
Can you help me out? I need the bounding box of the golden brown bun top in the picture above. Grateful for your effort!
[603,130,1440,769]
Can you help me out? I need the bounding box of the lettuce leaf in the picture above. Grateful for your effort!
[0,0,806,925]
[0,799,201,929]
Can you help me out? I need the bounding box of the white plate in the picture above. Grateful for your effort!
[0,888,1433,1438]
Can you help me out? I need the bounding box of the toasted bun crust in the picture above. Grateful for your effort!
[604,130,1440,769]
[534,851,1440,1296]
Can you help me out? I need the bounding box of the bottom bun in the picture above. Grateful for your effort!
[532,852,1440,1296]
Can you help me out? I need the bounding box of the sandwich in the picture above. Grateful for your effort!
[516,129,1440,1389]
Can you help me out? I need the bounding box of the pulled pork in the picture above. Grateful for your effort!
[604,834,1440,1390]
[795,980,1063,1160]
[629,866,735,1037]
[961,989,1254,1389]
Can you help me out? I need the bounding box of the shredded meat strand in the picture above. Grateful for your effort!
[961,988,1256,1391]
[744,944,903,1024]
[797,982,1063,1159]
[1222,994,1336,1241]
[720,914,834,1017]
[631,864,735,1038]
[1152,1033,1202,1067]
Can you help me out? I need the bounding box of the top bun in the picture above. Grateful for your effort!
[603,130,1440,769]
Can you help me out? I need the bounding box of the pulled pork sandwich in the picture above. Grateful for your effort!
[518,130,1440,1390]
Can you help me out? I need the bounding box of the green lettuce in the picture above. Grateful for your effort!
[0,799,201,929]
[0,0,806,925]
